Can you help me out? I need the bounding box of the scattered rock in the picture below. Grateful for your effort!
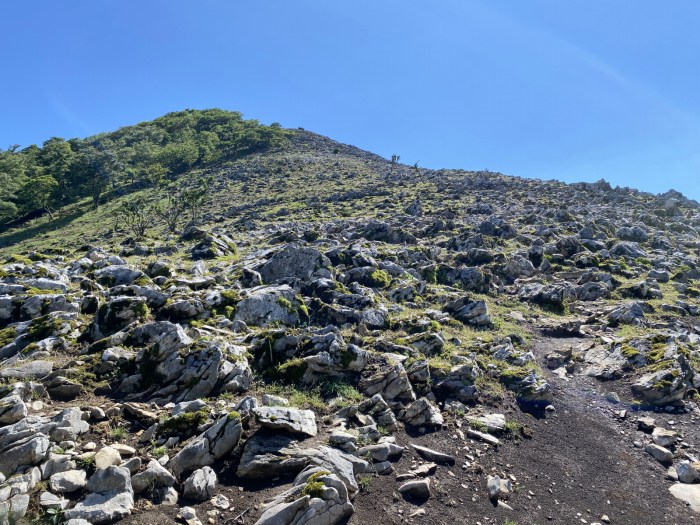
[398,478,431,500]
[252,406,318,437]
[183,466,217,501]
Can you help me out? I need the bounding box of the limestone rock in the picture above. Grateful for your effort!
[669,483,700,513]
[64,466,134,524]
[234,285,304,327]
[168,415,242,479]
[253,406,318,437]
[131,459,176,494]
[94,446,121,469]
[0,395,27,425]
[50,469,87,493]
[183,466,217,501]
[398,478,431,499]
[410,444,456,466]
[646,443,673,463]
[403,397,444,427]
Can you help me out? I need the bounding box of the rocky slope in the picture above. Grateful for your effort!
[0,128,700,525]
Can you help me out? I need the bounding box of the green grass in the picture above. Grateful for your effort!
[110,426,127,440]
[0,327,17,347]
[264,383,326,411]
[160,409,210,434]
[357,475,372,491]
[318,377,362,403]
[301,481,325,498]
[151,446,167,459]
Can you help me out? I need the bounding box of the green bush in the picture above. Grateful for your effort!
[367,269,391,288]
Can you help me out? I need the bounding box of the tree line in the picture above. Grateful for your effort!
[0,109,286,226]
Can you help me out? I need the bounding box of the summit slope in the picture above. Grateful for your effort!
[0,111,699,525]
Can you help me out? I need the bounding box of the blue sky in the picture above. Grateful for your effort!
[1,0,698,199]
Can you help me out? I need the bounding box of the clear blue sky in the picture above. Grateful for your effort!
[2,1,699,199]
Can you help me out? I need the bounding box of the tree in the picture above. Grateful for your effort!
[180,177,211,224]
[0,147,26,223]
[154,191,186,233]
[74,143,122,209]
[38,137,74,204]
[143,164,166,187]
[390,154,400,176]
[118,195,152,238]
[19,175,58,220]
[156,141,199,175]
[413,161,420,177]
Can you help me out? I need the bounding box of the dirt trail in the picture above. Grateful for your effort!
[350,336,700,525]
[494,336,699,524]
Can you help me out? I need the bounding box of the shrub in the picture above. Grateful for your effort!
[367,269,391,288]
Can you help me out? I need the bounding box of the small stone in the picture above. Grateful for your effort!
[645,443,673,463]
[637,416,656,432]
[210,494,230,510]
[261,394,289,406]
[487,475,501,500]
[183,467,217,501]
[111,443,136,456]
[398,478,431,499]
[39,491,69,510]
[410,444,456,466]
[178,506,203,525]
[50,470,87,493]
[94,446,121,469]
[676,461,700,484]
[651,427,678,448]
[606,392,620,404]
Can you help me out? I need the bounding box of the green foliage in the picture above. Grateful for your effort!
[306,470,331,483]
[0,327,17,347]
[265,383,326,411]
[19,174,59,220]
[7,253,33,265]
[468,419,489,432]
[118,195,153,238]
[318,377,362,402]
[180,177,212,224]
[277,296,293,310]
[504,420,522,435]
[0,109,287,226]
[154,191,185,232]
[274,357,308,382]
[647,343,667,363]
[110,426,127,440]
[620,344,641,359]
[75,454,95,471]
[367,269,391,288]
[151,446,167,459]
[357,475,372,491]
[428,320,442,332]
[301,481,325,498]
[161,409,210,434]
[423,266,437,284]
[0,146,26,221]
[133,302,150,321]
[28,315,62,341]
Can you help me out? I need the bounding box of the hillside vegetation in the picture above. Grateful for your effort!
[1,110,700,525]
[0,109,286,226]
